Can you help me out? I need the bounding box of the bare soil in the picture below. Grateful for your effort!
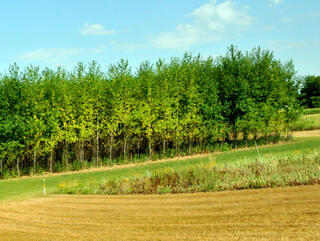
[0,185,319,240]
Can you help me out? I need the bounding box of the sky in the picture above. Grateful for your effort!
[0,0,319,76]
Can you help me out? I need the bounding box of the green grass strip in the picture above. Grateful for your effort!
[290,114,320,131]
[0,137,320,201]
[303,108,320,115]
[61,151,320,195]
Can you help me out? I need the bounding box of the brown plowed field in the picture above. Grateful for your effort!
[0,185,319,240]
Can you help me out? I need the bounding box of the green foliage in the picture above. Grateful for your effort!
[299,75,320,107]
[302,108,320,115]
[310,96,320,108]
[0,46,301,178]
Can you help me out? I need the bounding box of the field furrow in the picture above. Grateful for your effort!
[0,185,319,240]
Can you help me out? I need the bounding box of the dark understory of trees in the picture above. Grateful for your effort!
[0,46,300,178]
[299,75,320,108]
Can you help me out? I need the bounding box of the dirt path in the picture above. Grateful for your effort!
[0,185,319,240]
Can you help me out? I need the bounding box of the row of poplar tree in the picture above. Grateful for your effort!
[0,46,300,177]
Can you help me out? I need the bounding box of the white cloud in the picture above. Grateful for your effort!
[268,0,283,6]
[81,23,115,36]
[18,48,84,63]
[152,0,253,49]
[281,17,293,23]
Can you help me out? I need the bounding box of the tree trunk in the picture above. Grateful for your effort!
[50,149,53,172]
[148,138,152,160]
[16,157,20,177]
[33,149,37,174]
[243,130,248,148]
[163,138,166,156]
[96,131,99,166]
[63,143,69,170]
[80,142,84,165]
[175,140,180,155]
[233,129,238,149]
[109,133,113,160]
[123,136,127,158]
[76,141,84,168]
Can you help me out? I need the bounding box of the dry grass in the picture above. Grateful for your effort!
[292,129,320,137]
[0,185,319,240]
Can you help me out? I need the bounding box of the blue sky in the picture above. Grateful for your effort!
[1,0,319,75]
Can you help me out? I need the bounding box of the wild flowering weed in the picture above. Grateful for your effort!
[58,182,66,189]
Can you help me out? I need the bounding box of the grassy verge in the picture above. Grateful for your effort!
[0,135,288,179]
[303,108,320,115]
[290,114,320,131]
[59,151,320,195]
[1,136,320,201]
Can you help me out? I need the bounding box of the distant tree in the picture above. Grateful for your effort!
[300,75,320,108]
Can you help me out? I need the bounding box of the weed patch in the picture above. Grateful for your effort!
[59,152,320,195]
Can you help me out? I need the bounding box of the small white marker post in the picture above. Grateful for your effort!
[43,176,46,196]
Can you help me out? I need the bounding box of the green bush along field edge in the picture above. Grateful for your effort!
[302,108,320,115]
[290,114,320,131]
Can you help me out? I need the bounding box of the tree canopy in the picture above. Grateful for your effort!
[0,46,300,178]
[299,75,320,108]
